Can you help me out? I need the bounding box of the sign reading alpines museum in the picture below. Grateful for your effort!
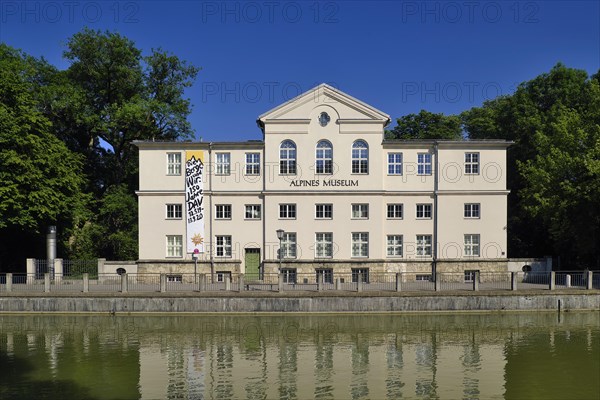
[289,179,359,187]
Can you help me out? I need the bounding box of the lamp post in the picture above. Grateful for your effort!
[276,229,285,273]
[192,248,199,284]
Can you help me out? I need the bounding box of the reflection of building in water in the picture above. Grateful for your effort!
[1,314,597,399]
[136,330,506,399]
[139,342,205,400]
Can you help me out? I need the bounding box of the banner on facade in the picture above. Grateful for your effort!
[185,150,205,253]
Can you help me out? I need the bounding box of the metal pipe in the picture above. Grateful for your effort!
[46,226,56,278]
[46,225,56,260]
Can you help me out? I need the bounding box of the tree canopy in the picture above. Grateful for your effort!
[462,64,600,268]
[0,29,199,270]
[0,44,88,270]
[386,110,463,140]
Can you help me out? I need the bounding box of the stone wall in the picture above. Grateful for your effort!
[436,259,509,283]
[507,257,552,272]
[0,293,598,313]
[98,259,138,275]
[137,260,241,275]
[261,259,511,283]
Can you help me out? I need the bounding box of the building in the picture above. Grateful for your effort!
[134,84,511,282]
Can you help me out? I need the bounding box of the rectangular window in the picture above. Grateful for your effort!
[316,268,333,284]
[416,274,432,281]
[245,204,261,220]
[216,271,232,282]
[215,153,231,175]
[215,204,232,220]
[387,235,403,257]
[315,204,333,219]
[416,235,432,257]
[281,268,297,284]
[166,204,182,219]
[315,233,333,258]
[387,204,403,219]
[388,153,403,175]
[245,153,260,175]
[352,268,369,283]
[352,232,369,257]
[416,204,432,219]
[282,232,297,259]
[464,203,480,218]
[167,275,182,283]
[216,235,232,257]
[464,234,480,257]
[464,270,478,283]
[351,204,369,219]
[166,235,183,257]
[417,153,432,175]
[279,204,297,219]
[167,152,182,175]
[465,152,480,174]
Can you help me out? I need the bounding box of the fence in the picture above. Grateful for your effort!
[0,271,597,294]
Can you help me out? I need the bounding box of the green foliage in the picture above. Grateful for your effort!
[69,185,138,260]
[386,110,463,140]
[0,44,89,270]
[63,28,199,191]
[0,30,198,268]
[462,64,600,268]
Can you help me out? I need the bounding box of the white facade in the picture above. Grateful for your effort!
[135,84,511,277]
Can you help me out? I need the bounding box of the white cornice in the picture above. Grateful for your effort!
[435,190,511,195]
[263,119,311,124]
[338,119,386,124]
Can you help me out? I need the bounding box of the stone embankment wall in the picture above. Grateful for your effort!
[0,293,597,313]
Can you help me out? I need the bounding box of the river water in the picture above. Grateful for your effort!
[0,312,598,400]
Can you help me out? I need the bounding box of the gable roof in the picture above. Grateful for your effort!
[257,83,391,128]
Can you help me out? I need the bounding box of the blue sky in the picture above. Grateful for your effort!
[1,1,598,141]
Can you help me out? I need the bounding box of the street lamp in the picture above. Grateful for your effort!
[192,248,199,283]
[276,229,285,272]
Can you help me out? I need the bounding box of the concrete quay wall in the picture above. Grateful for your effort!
[0,293,598,313]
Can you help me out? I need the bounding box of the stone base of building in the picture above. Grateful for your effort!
[136,259,510,274]
[133,258,552,285]
[136,259,241,275]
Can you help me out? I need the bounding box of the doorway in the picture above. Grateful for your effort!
[245,248,260,280]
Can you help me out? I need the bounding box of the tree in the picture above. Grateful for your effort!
[30,29,199,260]
[0,30,199,267]
[56,29,199,260]
[69,185,138,260]
[462,64,600,268]
[63,28,199,192]
[386,110,463,140]
[0,44,88,271]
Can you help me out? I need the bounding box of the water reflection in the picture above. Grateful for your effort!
[0,312,598,399]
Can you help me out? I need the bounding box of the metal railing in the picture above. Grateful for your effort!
[0,271,596,294]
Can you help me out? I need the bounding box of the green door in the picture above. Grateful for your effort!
[245,249,260,281]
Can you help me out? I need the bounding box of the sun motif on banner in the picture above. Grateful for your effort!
[191,233,204,246]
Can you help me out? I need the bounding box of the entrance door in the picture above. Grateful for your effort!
[245,248,260,281]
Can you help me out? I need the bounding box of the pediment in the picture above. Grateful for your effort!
[258,84,390,125]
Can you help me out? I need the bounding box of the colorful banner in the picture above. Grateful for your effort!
[185,150,205,253]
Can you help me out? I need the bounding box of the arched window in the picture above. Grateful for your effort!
[280,140,297,174]
[352,140,368,174]
[315,140,333,174]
